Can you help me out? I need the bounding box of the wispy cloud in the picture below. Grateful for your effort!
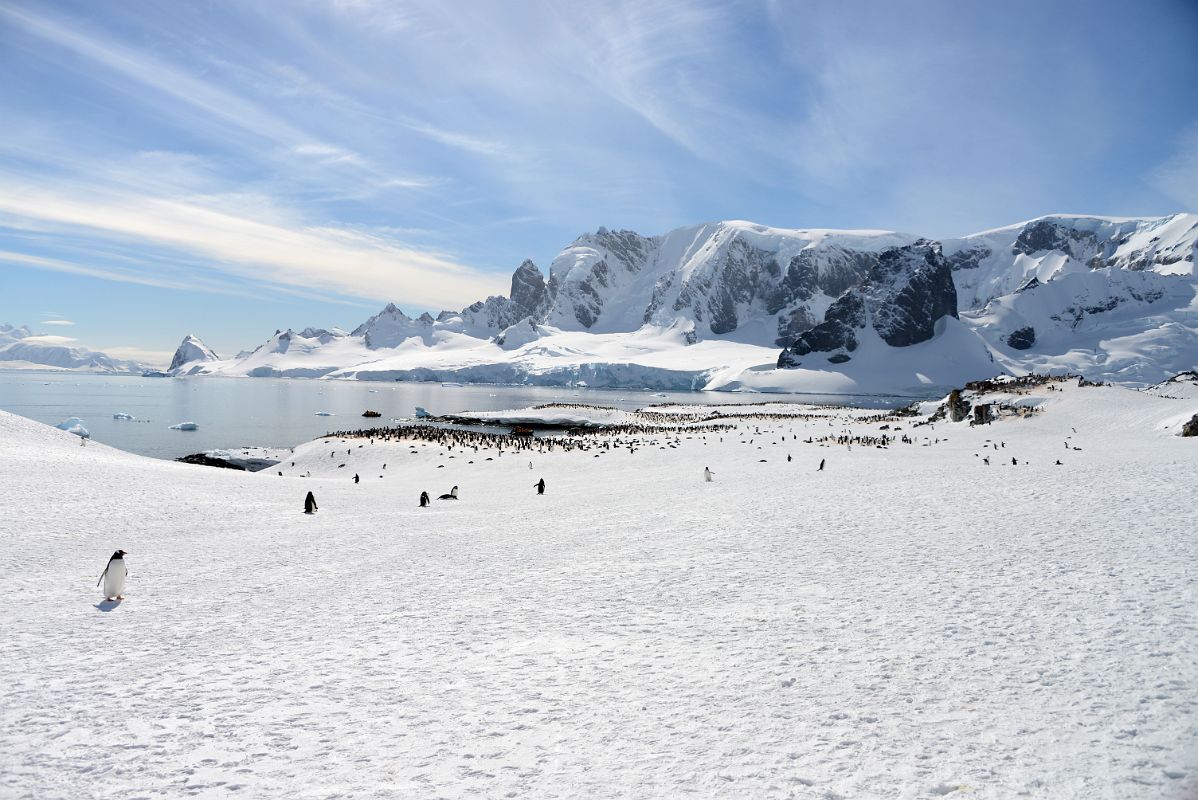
[21,334,77,345]
[0,174,508,309]
[41,318,75,326]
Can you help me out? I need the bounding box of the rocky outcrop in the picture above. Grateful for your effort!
[864,239,958,347]
[777,240,958,366]
[946,389,972,422]
[1182,414,1198,437]
[777,292,865,366]
[1006,326,1036,350]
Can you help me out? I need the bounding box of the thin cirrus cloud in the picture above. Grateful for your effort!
[0,178,508,310]
[41,319,75,326]
[20,334,77,345]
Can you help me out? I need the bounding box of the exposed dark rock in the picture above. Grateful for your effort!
[1182,414,1198,437]
[509,259,547,318]
[1013,219,1098,257]
[865,239,958,347]
[1006,326,1036,350]
[778,291,865,366]
[827,353,851,364]
[946,245,991,271]
[777,239,958,366]
[946,389,972,422]
[177,453,246,471]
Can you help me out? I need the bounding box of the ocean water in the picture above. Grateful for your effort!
[0,372,911,460]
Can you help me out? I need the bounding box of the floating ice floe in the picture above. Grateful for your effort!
[55,417,85,431]
[169,421,199,431]
[113,412,135,420]
[314,411,334,416]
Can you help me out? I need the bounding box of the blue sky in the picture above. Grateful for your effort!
[1,0,1196,365]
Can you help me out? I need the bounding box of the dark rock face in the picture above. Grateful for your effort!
[176,453,246,470]
[1182,414,1198,437]
[946,389,972,422]
[777,240,958,366]
[1007,326,1036,350]
[946,245,991,271]
[1013,220,1098,257]
[865,239,958,347]
[777,291,865,367]
[509,260,547,319]
[671,238,784,336]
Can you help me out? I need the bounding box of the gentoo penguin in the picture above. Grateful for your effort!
[353,473,360,484]
[534,477,546,495]
[817,458,825,472]
[304,491,318,514]
[438,485,458,500]
[96,550,128,601]
[703,466,714,482]
[419,490,430,507]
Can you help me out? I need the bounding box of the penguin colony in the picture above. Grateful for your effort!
[100,387,1063,600]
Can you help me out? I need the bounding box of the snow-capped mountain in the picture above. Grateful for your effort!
[0,323,151,374]
[168,334,220,375]
[171,214,1198,394]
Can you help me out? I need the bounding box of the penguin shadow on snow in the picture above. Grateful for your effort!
[94,598,122,612]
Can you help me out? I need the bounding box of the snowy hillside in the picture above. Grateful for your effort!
[173,214,1197,393]
[0,323,151,374]
[1,380,1195,798]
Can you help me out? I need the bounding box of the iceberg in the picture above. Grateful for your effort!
[65,424,90,438]
[169,421,199,431]
[414,406,431,418]
[55,417,86,430]
[314,411,334,416]
[113,412,135,420]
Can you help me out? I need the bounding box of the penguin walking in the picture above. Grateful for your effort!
[817,458,825,471]
[353,473,360,484]
[419,490,430,507]
[438,485,459,500]
[787,454,792,463]
[703,466,715,482]
[96,550,128,601]
[534,477,546,495]
[304,491,318,514]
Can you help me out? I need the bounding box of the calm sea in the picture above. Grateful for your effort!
[0,371,910,460]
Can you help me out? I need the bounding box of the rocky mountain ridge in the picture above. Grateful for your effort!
[168,213,1198,392]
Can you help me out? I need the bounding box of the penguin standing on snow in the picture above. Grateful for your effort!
[353,474,360,484]
[438,485,458,500]
[96,550,128,601]
[304,491,318,514]
[534,478,545,495]
[419,490,430,507]
[817,458,825,472]
[704,466,714,482]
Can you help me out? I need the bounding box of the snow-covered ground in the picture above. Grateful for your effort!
[1,382,1195,798]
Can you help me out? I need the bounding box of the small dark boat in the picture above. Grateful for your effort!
[511,425,534,437]
[362,410,382,418]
